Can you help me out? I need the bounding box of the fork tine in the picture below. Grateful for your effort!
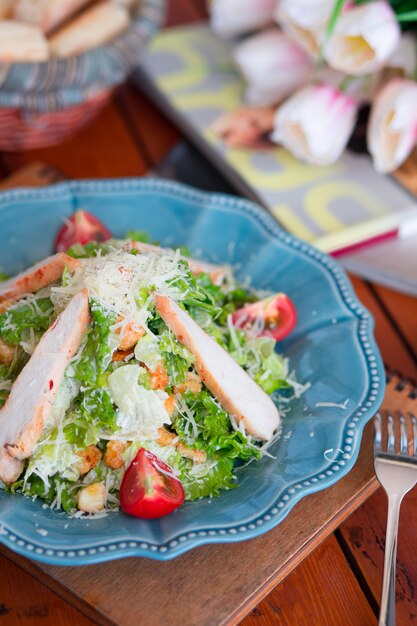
[399,413,408,455]
[374,412,382,451]
[411,413,417,456]
[387,413,395,452]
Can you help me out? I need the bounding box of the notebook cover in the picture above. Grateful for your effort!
[139,24,415,253]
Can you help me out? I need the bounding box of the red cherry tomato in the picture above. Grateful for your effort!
[120,448,185,519]
[54,210,112,252]
[232,293,297,342]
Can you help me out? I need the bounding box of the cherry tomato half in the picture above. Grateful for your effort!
[232,293,297,342]
[120,448,185,519]
[54,210,112,252]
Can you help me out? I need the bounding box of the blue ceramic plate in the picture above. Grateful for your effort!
[0,178,384,565]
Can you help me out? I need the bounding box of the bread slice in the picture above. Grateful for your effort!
[0,20,49,62]
[0,0,15,19]
[48,2,130,57]
[13,0,92,34]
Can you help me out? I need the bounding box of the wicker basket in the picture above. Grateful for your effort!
[0,0,165,151]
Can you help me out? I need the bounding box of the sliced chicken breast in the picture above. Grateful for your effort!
[124,241,231,286]
[0,253,80,303]
[0,288,90,483]
[155,295,280,441]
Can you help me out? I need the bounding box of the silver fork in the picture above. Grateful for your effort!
[374,411,417,626]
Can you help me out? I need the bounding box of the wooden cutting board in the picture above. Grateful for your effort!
[0,162,414,626]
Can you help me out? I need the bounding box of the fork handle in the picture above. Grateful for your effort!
[379,493,403,626]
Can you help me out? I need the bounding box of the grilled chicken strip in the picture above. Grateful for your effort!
[0,253,80,303]
[155,295,280,441]
[0,288,90,483]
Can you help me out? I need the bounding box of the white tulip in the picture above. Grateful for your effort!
[271,84,359,166]
[233,29,313,106]
[314,64,380,103]
[368,79,417,174]
[210,0,277,39]
[324,1,401,76]
[275,0,334,55]
[384,32,417,78]
[368,33,417,101]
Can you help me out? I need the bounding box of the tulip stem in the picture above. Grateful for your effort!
[317,0,345,65]
[338,75,358,92]
[396,10,417,21]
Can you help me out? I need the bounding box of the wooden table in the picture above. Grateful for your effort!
[1,3,417,625]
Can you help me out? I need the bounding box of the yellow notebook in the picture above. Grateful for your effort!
[140,24,415,254]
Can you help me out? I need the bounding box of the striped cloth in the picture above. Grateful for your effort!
[0,0,165,112]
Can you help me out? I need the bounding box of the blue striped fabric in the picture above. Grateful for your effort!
[0,0,166,111]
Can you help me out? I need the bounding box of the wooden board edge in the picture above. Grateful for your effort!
[0,475,378,626]
[223,476,379,625]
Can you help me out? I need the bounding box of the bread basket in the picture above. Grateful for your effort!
[0,0,166,150]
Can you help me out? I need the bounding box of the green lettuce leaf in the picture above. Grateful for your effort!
[125,230,151,243]
[158,329,195,385]
[229,334,293,395]
[66,241,111,259]
[8,475,78,513]
[79,387,118,432]
[174,390,259,462]
[179,457,236,500]
[74,299,116,384]
[0,298,54,345]
[0,364,10,408]
[73,299,118,433]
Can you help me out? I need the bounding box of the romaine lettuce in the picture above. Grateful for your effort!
[174,390,259,462]
[179,457,236,500]
[66,241,111,259]
[0,298,54,345]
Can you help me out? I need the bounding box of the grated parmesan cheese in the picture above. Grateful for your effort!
[51,249,191,341]
[315,399,349,410]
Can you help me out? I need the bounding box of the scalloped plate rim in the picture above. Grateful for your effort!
[0,177,385,565]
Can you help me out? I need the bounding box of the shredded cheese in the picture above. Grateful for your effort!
[315,399,349,410]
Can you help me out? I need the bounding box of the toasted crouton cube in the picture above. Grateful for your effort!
[177,443,207,464]
[77,445,101,475]
[111,348,134,362]
[164,395,175,417]
[103,440,128,470]
[76,483,105,513]
[149,363,169,390]
[0,338,15,366]
[116,315,145,350]
[157,427,206,464]
[173,371,202,395]
[0,298,15,314]
[156,427,177,447]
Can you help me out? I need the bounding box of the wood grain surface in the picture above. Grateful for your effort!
[0,555,95,626]
[1,1,417,625]
[0,420,378,626]
[241,535,378,626]
[339,487,417,626]
[1,110,416,626]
